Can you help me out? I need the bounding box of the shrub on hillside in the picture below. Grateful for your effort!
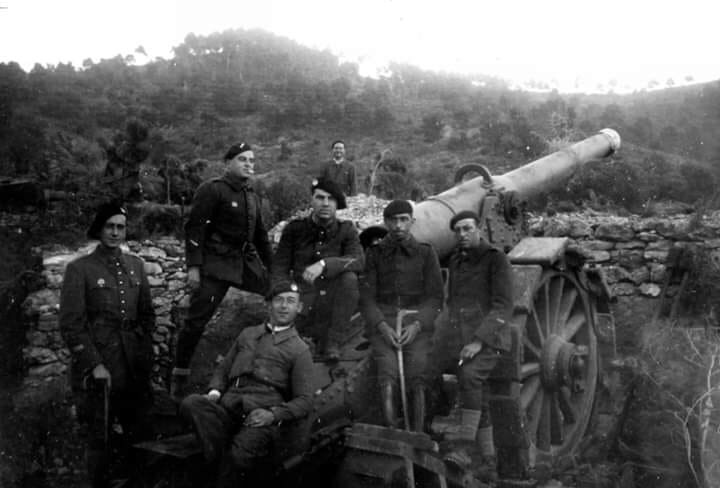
[266,176,309,225]
[561,160,643,210]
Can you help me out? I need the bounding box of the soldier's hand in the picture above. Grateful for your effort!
[205,389,221,403]
[302,261,325,284]
[92,363,112,390]
[459,341,483,363]
[244,408,275,428]
[378,322,400,348]
[398,321,421,346]
[187,267,201,290]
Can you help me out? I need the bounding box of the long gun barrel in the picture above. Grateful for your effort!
[410,129,621,258]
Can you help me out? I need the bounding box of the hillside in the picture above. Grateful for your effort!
[1,27,719,229]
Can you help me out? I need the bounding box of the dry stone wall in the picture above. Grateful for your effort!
[23,238,189,390]
[19,206,720,393]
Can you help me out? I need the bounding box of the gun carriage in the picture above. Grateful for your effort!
[135,129,621,487]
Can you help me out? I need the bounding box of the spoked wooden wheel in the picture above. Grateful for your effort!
[519,270,598,464]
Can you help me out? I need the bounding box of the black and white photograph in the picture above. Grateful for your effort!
[1,1,719,487]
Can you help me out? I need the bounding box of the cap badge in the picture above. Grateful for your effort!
[231,201,238,207]
[311,179,318,187]
[97,278,105,287]
[290,283,298,292]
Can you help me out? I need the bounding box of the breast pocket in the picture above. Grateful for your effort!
[88,283,117,312]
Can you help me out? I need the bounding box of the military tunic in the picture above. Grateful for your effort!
[320,160,357,196]
[272,215,363,350]
[176,174,272,369]
[59,244,155,486]
[179,324,313,474]
[360,235,443,386]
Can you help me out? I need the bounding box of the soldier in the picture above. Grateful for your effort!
[171,142,272,397]
[59,202,155,487]
[320,140,357,196]
[360,200,443,431]
[434,210,514,477]
[179,281,313,487]
[272,177,363,361]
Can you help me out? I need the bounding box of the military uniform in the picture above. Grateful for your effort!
[180,323,313,485]
[60,245,155,487]
[272,216,363,353]
[320,160,357,196]
[433,239,514,417]
[176,174,272,369]
[361,234,443,429]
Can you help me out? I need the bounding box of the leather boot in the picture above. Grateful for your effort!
[380,381,399,428]
[410,385,427,432]
[442,408,482,470]
[474,425,498,483]
[170,367,190,400]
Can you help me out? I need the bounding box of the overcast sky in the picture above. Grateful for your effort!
[0,0,718,93]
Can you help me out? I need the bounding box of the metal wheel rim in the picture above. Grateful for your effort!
[519,270,598,463]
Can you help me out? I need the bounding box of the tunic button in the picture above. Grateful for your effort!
[117,271,122,275]
[119,281,123,285]
[120,290,124,294]
[121,300,126,304]
[116,262,120,266]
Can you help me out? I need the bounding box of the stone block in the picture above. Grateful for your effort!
[148,276,165,287]
[638,283,662,297]
[139,246,167,261]
[28,362,66,377]
[144,262,163,275]
[649,263,666,282]
[595,220,635,241]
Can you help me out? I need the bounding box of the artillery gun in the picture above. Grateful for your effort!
[134,129,621,488]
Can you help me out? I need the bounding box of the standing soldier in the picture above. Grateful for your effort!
[171,142,272,397]
[272,177,363,361]
[60,202,155,487]
[434,210,514,478]
[360,200,443,431]
[320,140,357,196]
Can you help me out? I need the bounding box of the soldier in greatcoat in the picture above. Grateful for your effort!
[432,210,514,478]
[272,177,363,361]
[360,200,444,431]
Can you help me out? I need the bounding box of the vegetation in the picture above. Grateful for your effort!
[2,27,720,225]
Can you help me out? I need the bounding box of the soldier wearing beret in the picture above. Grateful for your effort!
[59,202,155,487]
[272,177,363,361]
[320,140,357,196]
[433,210,514,476]
[360,200,443,431]
[179,281,314,486]
[171,142,272,396]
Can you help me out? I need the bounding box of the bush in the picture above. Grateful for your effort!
[560,159,642,210]
[266,176,309,225]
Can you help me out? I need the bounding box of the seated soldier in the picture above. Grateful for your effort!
[272,177,363,361]
[360,200,443,431]
[179,281,314,487]
[431,210,514,481]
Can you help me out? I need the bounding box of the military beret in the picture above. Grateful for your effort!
[223,142,252,161]
[359,225,388,249]
[87,202,128,239]
[311,177,347,210]
[449,210,480,230]
[330,140,345,149]
[383,199,413,219]
[266,280,300,301]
